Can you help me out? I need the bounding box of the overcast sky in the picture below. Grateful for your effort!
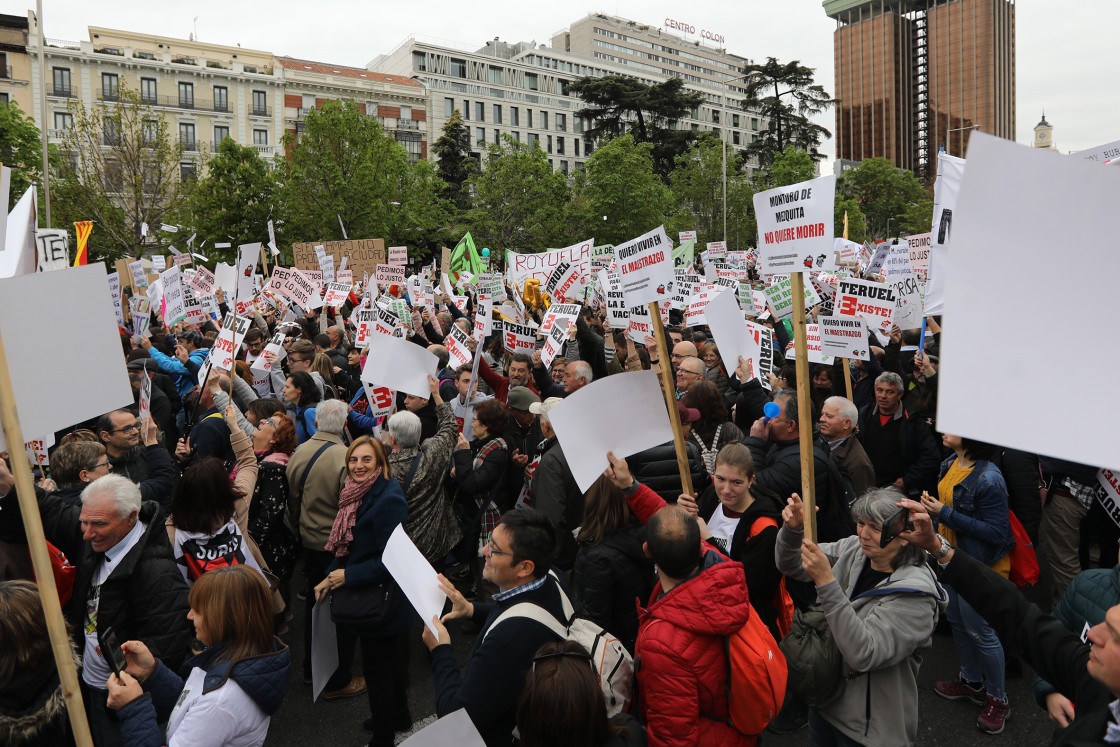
[32,0,1120,161]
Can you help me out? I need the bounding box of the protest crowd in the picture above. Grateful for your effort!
[2,143,1120,747]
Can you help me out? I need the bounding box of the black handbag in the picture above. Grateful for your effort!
[329,581,399,627]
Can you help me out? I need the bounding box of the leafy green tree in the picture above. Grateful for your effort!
[739,57,833,168]
[432,109,475,211]
[835,197,867,243]
[836,157,925,239]
[0,102,46,211]
[467,136,570,251]
[51,84,188,260]
[569,75,703,178]
[900,197,934,236]
[762,146,816,189]
[277,100,450,255]
[172,138,276,262]
[571,134,673,245]
[667,135,755,250]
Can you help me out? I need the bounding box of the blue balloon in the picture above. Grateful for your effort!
[762,401,781,423]
[481,247,491,258]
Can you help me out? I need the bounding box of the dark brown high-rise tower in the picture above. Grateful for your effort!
[825,0,1015,179]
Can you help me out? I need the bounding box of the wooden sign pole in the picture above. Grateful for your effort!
[790,273,818,542]
[648,301,694,497]
[259,245,270,278]
[0,330,94,746]
[844,360,855,401]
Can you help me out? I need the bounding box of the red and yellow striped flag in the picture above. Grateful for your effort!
[73,221,93,266]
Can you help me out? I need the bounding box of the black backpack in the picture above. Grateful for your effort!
[814,442,857,542]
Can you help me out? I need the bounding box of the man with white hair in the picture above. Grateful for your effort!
[286,399,365,699]
[8,467,191,746]
[527,397,584,570]
[819,395,877,498]
[385,376,462,565]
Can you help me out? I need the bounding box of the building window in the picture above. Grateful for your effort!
[574,139,580,157]
[493,128,500,143]
[214,125,230,143]
[525,72,538,91]
[475,101,484,122]
[178,82,194,109]
[526,109,533,128]
[53,111,73,131]
[463,100,470,120]
[546,135,552,154]
[733,131,740,145]
[493,104,502,124]
[51,67,71,96]
[489,65,502,84]
[450,58,466,78]
[103,118,120,146]
[444,97,454,117]
[511,106,519,126]
[476,126,485,144]
[560,160,569,175]
[712,109,720,124]
[140,78,157,104]
[751,117,759,131]
[179,122,196,151]
[0,93,8,104]
[253,129,269,146]
[180,162,198,182]
[575,117,584,134]
[101,73,119,101]
[529,133,539,147]
[214,86,228,112]
[251,90,267,116]
[556,136,565,155]
[584,140,593,156]
[541,111,549,130]
[556,113,566,132]
[732,114,740,128]
[400,105,412,120]
[142,119,159,146]
[413,51,427,72]
[511,131,520,142]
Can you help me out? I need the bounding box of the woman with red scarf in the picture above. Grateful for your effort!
[314,436,414,747]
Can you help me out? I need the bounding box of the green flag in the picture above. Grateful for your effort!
[672,239,696,268]
[449,231,485,282]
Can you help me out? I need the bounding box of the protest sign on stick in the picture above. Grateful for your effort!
[789,274,818,541]
[649,301,693,496]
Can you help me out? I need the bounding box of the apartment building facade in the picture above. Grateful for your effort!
[0,13,33,111]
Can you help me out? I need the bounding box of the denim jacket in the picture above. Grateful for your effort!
[935,456,1013,566]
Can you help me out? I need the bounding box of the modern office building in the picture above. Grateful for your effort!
[826,0,1015,178]
[370,13,769,174]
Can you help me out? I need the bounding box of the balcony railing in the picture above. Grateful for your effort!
[249,104,271,117]
[51,86,73,98]
[180,138,198,152]
[105,92,231,113]
[254,145,277,156]
[397,119,420,130]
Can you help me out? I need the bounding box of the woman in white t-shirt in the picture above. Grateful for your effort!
[682,443,793,640]
[106,565,290,747]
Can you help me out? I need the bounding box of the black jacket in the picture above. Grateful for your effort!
[38,495,193,672]
[572,522,653,654]
[940,549,1113,746]
[731,377,772,433]
[992,448,1043,544]
[628,440,710,503]
[856,403,940,496]
[744,435,831,508]
[531,438,583,571]
[108,445,177,517]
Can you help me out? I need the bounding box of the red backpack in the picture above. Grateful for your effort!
[747,516,795,639]
[1007,510,1040,588]
[714,603,789,736]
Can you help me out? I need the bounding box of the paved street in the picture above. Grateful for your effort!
[265,568,1056,746]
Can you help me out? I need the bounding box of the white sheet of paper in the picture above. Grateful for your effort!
[361,334,438,398]
[924,152,965,315]
[937,133,1120,468]
[0,264,132,449]
[1,186,37,279]
[0,165,9,252]
[548,371,674,493]
[383,524,447,638]
[401,709,485,747]
[310,599,338,703]
[705,287,762,379]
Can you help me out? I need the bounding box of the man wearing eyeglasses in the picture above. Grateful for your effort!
[96,410,176,513]
[674,356,706,400]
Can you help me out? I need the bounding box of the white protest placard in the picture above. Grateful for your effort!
[138,369,152,425]
[684,283,722,328]
[130,296,152,338]
[310,600,338,703]
[548,371,674,493]
[25,434,53,470]
[173,252,193,267]
[539,319,570,368]
[537,303,581,341]
[502,320,537,355]
[473,296,493,341]
[281,268,318,309]
[937,133,1120,469]
[613,225,673,306]
[833,277,896,337]
[188,265,216,298]
[506,239,594,290]
[400,709,485,747]
[0,264,132,450]
[320,254,336,284]
[383,524,447,638]
[0,166,8,250]
[35,228,69,273]
[371,307,400,339]
[323,282,351,309]
[214,262,238,300]
[925,152,965,315]
[362,334,439,398]
[352,307,374,348]
[669,271,698,311]
[784,324,833,364]
[376,264,405,287]
[1076,138,1120,164]
[359,385,396,421]
[883,241,913,281]
[337,268,354,287]
[820,316,869,360]
[209,313,252,372]
[181,286,207,325]
[544,260,586,303]
[679,230,697,243]
[604,278,629,327]
[863,242,891,278]
[127,259,149,291]
[763,275,820,319]
[446,324,473,368]
[250,331,288,378]
[890,273,924,330]
[160,265,186,325]
[386,297,410,321]
[1098,470,1120,528]
[107,271,125,326]
[626,303,652,344]
[907,233,931,280]
[753,175,835,274]
[151,255,166,273]
[388,246,408,266]
[705,288,762,380]
[235,242,260,306]
[266,266,291,294]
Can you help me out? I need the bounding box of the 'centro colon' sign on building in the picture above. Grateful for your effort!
[664,18,725,45]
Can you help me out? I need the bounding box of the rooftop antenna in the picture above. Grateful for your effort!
[193,16,198,41]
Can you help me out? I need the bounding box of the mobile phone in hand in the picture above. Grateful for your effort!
[879,507,913,548]
[100,627,126,679]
